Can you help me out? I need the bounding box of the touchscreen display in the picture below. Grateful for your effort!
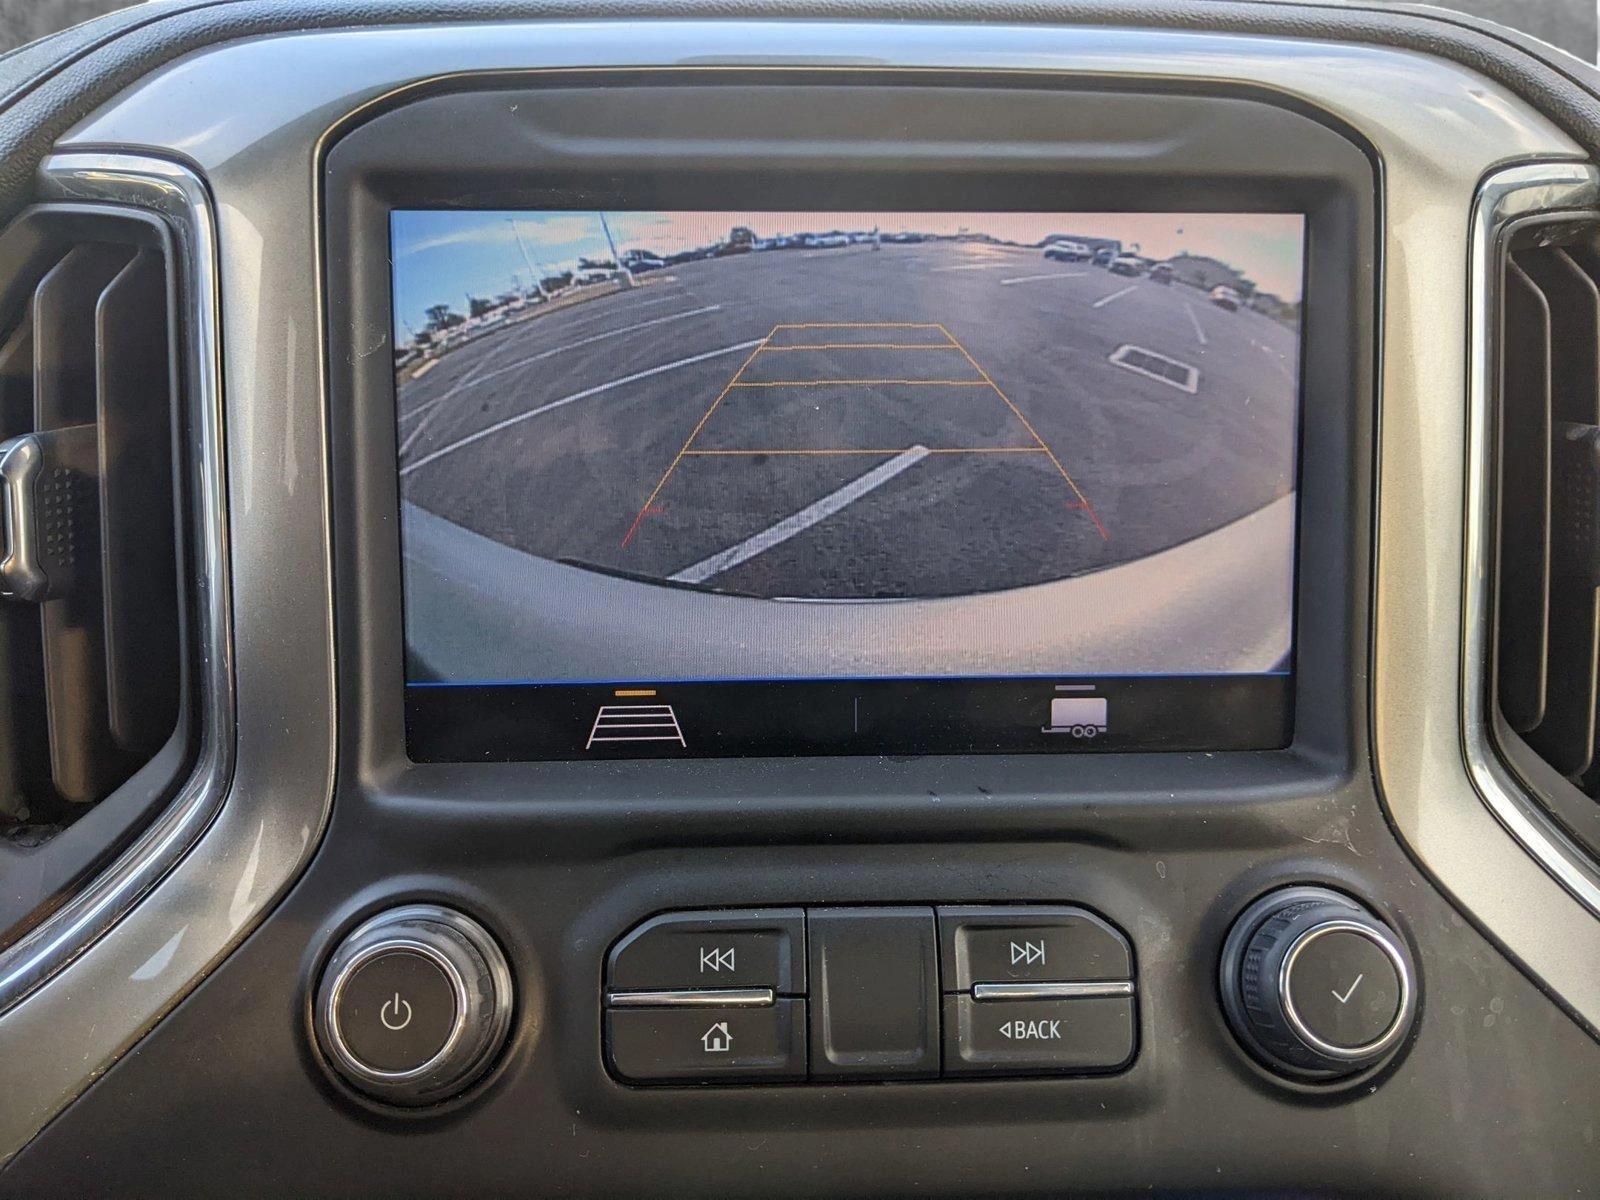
[392,210,1304,759]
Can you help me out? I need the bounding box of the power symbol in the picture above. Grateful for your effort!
[379,992,413,1031]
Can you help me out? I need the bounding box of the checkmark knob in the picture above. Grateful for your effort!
[1221,886,1417,1080]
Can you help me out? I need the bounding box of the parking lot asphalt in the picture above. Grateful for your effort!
[397,240,1299,599]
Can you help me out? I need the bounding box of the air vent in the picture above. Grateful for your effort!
[1491,216,1600,858]
[0,206,192,946]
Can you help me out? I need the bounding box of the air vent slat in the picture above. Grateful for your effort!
[1492,217,1600,861]
[1517,250,1600,775]
[0,316,44,819]
[1497,259,1553,732]
[0,202,194,950]
[0,215,182,811]
[0,317,27,439]
[96,250,177,753]
[37,421,116,806]
[30,244,129,805]
[31,245,128,429]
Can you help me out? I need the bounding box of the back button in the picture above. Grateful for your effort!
[944,995,1136,1076]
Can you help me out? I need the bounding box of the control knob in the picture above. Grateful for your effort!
[313,904,513,1105]
[1220,886,1416,1080]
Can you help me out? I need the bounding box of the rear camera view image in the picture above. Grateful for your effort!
[393,210,1304,685]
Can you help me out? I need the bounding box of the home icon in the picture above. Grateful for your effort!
[701,1021,732,1053]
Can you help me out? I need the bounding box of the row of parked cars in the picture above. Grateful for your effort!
[1043,240,1243,309]
[617,227,905,272]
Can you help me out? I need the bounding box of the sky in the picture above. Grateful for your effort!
[390,209,1305,339]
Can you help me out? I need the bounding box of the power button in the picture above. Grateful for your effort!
[334,949,459,1073]
[313,905,514,1106]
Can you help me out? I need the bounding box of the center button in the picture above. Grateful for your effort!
[1284,926,1405,1052]
[334,949,460,1074]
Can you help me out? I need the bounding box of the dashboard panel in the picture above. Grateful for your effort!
[0,6,1598,1197]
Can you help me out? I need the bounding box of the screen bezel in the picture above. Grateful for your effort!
[323,71,1373,799]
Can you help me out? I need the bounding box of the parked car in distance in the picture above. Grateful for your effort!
[1092,245,1117,267]
[1209,284,1243,310]
[1149,262,1174,284]
[624,255,666,272]
[1044,240,1093,262]
[572,267,616,285]
[1108,254,1146,276]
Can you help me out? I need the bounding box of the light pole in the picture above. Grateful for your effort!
[507,218,550,298]
[597,211,636,288]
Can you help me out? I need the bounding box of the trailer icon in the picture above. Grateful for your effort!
[1043,695,1108,738]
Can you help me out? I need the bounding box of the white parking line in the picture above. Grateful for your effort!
[1108,344,1200,394]
[930,263,1006,272]
[455,304,722,388]
[558,289,685,320]
[1090,285,1138,309]
[669,445,931,584]
[397,333,530,456]
[400,339,763,477]
[398,393,450,458]
[396,303,720,455]
[1184,303,1209,346]
[399,293,691,423]
[1000,272,1087,286]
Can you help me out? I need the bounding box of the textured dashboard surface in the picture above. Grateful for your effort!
[2,0,1600,221]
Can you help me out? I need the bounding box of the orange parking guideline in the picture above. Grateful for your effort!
[619,327,774,548]
[935,322,1110,542]
[760,343,964,351]
[731,379,990,388]
[619,320,1108,549]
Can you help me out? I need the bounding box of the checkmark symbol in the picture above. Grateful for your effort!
[1332,974,1364,1004]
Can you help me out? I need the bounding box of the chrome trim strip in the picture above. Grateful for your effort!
[606,987,777,1008]
[0,154,235,1011]
[1462,161,1600,917]
[970,981,1136,1002]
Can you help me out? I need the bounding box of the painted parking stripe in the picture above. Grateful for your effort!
[1090,285,1138,309]
[548,288,687,324]
[454,304,722,388]
[1108,344,1200,394]
[930,263,1007,272]
[669,445,931,584]
[396,330,536,456]
[397,304,720,457]
[1184,302,1209,345]
[401,339,763,477]
[398,294,696,427]
[1000,272,1087,285]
